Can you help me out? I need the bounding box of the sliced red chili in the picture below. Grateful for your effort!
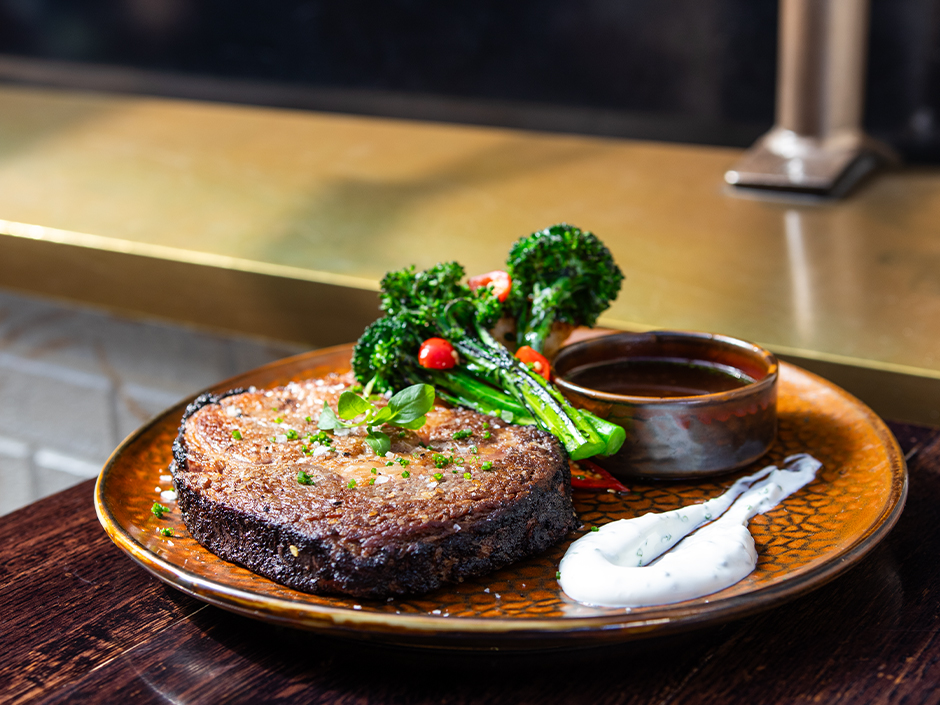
[570,459,629,492]
[418,338,458,369]
[515,345,551,380]
[468,270,512,302]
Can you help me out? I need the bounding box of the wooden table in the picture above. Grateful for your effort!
[3,420,938,704]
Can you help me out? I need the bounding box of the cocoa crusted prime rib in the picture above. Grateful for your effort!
[172,373,577,598]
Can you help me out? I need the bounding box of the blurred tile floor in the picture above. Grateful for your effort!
[0,288,304,515]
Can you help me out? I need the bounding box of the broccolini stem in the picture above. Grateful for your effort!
[577,408,626,456]
[427,369,535,424]
[519,280,569,352]
[449,327,605,460]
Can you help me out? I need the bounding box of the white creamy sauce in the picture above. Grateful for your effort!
[559,454,821,607]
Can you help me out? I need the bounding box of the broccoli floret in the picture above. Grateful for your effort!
[351,315,422,394]
[380,262,468,328]
[351,244,624,461]
[506,223,624,353]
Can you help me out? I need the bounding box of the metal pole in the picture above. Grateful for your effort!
[725,0,896,197]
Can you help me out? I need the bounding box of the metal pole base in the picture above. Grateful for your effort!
[725,128,898,197]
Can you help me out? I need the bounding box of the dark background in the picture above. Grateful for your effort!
[0,0,938,160]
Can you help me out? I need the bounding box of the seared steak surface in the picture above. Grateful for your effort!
[172,373,577,598]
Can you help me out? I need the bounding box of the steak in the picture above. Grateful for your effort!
[172,373,578,598]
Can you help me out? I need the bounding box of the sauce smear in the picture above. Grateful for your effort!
[563,357,754,397]
[558,454,821,608]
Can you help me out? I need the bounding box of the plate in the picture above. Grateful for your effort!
[95,344,907,650]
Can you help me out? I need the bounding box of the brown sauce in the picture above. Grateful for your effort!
[563,357,754,398]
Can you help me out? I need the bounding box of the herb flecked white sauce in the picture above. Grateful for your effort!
[558,454,821,607]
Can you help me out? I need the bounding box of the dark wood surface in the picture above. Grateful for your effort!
[2,420,939,705]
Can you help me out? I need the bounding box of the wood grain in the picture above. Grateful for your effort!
[2,420,937,705]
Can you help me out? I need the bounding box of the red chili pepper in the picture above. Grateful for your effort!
[570,459,629,492]
[468,270,512,302]
[515,345,551,380]
[418,338,458,369]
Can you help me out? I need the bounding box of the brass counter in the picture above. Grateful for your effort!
[1,84,938,423]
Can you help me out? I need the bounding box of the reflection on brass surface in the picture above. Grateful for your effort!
[0,85,939,420]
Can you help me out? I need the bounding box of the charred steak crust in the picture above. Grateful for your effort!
[172,375,577,598]
[172,388,248,470]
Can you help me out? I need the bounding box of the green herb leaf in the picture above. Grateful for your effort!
[318,401,341,430]
[297,470,316,486]
[337,391,372,420]
[365,429,391,456]
[151,502,170,519]
[394,415,427,430]
[231,429,242,440]
[387,383,435,424]
[452,428,472,441]
[371,405,395,425]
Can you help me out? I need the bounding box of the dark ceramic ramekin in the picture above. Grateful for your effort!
[553,330,778,480]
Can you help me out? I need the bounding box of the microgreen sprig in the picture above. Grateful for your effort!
[318,382,435,456]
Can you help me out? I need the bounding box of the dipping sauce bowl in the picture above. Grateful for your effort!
[553,330,778,480]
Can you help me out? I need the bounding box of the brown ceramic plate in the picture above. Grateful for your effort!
[95,344,906,650]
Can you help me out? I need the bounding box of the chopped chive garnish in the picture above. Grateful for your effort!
[371,468,378,474]
[397,458,410,467]
[231,429,242,440]
[463,472,472,479]
[433,453,452,469]
[369,478,376,485]
[347,479,357,488]
[385,461,394,466]
[301,444,310,454]
[401,470,411,478]
[297,470,316,485]
[590,526,599,532]
[307,430,332,445]
[286,429,298,440]
[275,417,283,424]
[452,428,472,441]
[481,461,494,471]
[305,416,313,423]
[433,472,444,481]
[482,422,490,429]
[469,445,478,455]
[151,502,170,519]
[158,528,174,537]
[397,431,407,438]
[555,571,561,580]
[482,431,492,440]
